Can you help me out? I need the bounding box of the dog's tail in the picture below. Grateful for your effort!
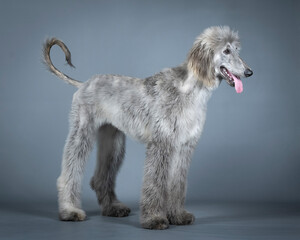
[43,38,82,88]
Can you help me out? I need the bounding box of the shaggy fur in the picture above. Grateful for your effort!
[43,26,252,230]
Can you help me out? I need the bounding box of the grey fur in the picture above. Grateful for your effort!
[43,26,252,229]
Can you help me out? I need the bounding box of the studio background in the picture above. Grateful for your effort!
[0,0,299,207]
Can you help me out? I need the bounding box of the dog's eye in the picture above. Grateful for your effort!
[223,49,231,55]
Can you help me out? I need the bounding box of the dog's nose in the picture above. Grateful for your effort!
[244,68,253,77]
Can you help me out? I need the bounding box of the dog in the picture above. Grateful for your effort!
[43,26,253,230]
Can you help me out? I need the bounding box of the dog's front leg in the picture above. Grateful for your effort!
[140,140,173,230]
[167,140,196,225]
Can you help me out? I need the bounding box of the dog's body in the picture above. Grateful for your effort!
[43,26,252,229]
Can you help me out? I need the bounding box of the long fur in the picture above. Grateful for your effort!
[43,26,251,229]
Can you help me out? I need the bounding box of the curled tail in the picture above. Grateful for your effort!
[43,38,82,88]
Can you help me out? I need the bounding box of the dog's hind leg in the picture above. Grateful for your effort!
[90,124,131,217]
[57,104,96,221]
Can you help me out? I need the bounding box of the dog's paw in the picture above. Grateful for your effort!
[59,207,86,221]
[141,216,169,230]
[168,210,195,225]
[102,203,131,217]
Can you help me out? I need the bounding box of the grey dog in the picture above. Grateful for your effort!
[43,26,253,230]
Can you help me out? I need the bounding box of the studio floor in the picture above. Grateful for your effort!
[1,201,299,240]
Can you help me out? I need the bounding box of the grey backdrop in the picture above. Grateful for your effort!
[0,0,299,205]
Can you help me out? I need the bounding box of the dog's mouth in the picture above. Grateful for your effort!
[220,66,243,94]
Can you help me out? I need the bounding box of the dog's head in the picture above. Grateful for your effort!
[187,26,253,93]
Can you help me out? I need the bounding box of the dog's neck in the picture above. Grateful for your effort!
[179,71,219,94]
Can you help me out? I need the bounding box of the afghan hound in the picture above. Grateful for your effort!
[43,26,253,230]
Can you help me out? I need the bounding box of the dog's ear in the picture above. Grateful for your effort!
[187,40,215,87]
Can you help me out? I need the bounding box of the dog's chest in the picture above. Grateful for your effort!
[176,89,212,143]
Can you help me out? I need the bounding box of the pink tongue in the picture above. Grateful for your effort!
[229,72,243,93]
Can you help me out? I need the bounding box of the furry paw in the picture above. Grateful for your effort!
[168,210,195,225]
[102,203,131,217]
[59,207,86,221]
[141,216,169,230]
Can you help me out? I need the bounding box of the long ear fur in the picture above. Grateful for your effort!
[187,39,215,87]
